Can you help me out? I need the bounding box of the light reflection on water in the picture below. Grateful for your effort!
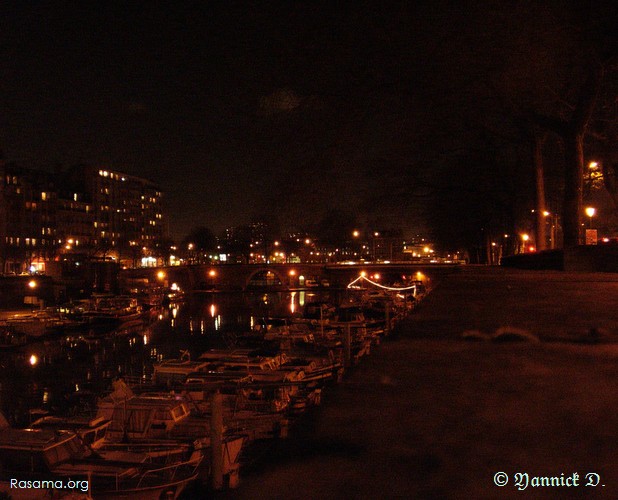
[0,289,344,426]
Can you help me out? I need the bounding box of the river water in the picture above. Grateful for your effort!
[0,289,347,426]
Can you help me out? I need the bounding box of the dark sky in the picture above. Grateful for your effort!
[0,1,462,239]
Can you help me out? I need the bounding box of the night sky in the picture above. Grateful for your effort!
[2,2,613,243]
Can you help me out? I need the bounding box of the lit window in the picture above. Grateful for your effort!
[41,192,47,200]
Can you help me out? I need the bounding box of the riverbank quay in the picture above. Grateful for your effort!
[216,267,618,500]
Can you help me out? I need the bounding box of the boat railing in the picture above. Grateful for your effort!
[121,374,156,390]
[134,454,202,489]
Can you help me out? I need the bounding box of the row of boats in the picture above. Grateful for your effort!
[1,295,149,347]
[0,281,428,499]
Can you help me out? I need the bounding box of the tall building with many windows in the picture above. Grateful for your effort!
[0,160,59,273]
[64,165,164,255]
[0,161,165,273]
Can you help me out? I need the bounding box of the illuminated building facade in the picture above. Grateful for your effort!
[0,161,59,273]
[70,165,164,260]
[0,159,165,273]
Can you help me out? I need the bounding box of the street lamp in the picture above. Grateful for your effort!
[521,234,530,253]
[585,207,596,228]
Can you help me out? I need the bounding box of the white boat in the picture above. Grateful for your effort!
[153,357,212,386]
[96,381,247,487]
[81,295,144,327]
[2,310,80,338]
[0,427,200,500]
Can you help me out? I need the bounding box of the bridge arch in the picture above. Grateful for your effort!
[245,268,286,289]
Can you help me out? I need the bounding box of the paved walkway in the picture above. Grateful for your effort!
[218,267,618,500]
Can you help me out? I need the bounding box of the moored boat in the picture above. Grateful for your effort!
[0,427,200,500]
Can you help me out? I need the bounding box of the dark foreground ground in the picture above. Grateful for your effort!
[217,267,618,500]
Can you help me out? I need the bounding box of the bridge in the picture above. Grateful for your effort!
[120,262,463,293]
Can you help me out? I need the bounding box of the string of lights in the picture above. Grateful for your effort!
[347,275,418,291]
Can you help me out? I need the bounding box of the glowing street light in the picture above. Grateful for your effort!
[585,207,596,228]
[28,280,37,289]
[521,234,530,253]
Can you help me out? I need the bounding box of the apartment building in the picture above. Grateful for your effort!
[0,160,165,273]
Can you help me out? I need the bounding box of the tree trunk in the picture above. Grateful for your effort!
[562,131,585,248]
[533,134,547,251]
[602,162,618,210]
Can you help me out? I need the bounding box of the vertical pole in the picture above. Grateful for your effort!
[344,324,351,368]
[385,303,390,336]
[210,390,224,490]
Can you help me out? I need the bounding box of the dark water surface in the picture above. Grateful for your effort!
[0,289,344,425]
